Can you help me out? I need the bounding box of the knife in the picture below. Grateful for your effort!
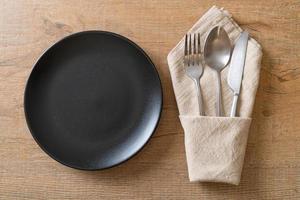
[227,31,249,117]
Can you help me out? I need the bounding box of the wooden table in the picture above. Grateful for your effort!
[0,0,299,199]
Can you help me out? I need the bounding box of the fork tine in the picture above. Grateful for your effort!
[184,34,188,66]
[197,33,201,65]
[184,34,188,56]
[193,34,196,55]
[197,33,201,54]
[189,34,192,56]
[189,34,192,65]
[193,34,196,65]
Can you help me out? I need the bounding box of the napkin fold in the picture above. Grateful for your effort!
[167,6,262,185]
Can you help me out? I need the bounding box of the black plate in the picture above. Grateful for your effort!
[24,31,162,170]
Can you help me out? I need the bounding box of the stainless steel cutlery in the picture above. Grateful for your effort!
[204,26,232,116]
[227,31,249,117]
[184,28,249,117]
[184,33,205,115]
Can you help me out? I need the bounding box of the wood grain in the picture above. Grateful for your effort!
[0,0,299,199]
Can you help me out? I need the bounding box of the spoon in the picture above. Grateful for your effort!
[204,26,231,116]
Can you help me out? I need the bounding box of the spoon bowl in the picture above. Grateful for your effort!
[204,26,231,71]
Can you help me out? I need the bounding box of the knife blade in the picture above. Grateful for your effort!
[227,31,249,117]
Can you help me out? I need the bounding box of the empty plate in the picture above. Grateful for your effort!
[24,31,162,170]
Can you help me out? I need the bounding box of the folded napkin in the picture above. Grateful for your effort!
[167,6,262,185]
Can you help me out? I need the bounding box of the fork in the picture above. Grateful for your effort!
[184,33,205,116]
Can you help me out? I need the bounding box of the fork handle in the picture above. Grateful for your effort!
[194,79,205,116]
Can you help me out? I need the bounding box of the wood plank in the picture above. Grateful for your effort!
[0,0,299,199]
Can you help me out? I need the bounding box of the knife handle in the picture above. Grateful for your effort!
[230,94,239,117]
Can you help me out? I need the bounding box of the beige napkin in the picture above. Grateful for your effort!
[167,6,262,185]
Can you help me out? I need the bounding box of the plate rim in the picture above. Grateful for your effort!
[24,30,163,170]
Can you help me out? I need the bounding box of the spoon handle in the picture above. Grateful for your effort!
[216,71,224,116]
